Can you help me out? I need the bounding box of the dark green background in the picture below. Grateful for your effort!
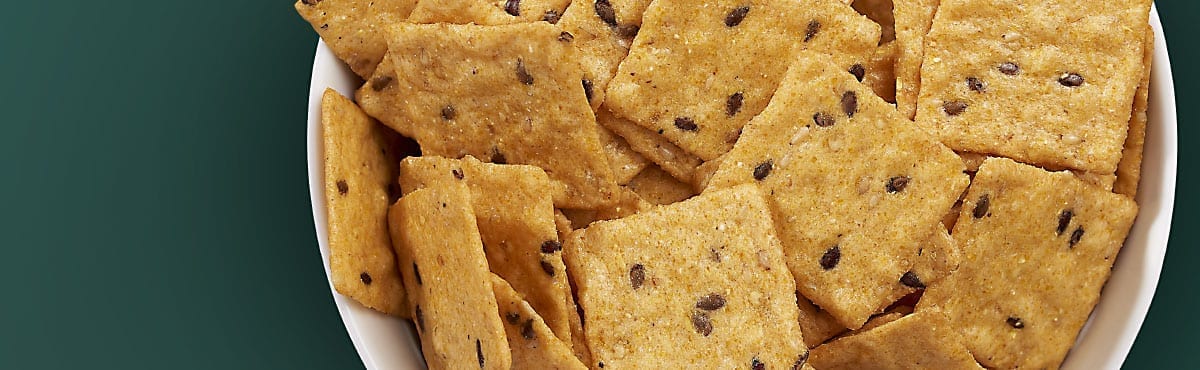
[0,1,1192,368]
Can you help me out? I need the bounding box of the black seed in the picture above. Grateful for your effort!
[967,76,986,92]
[791,352,809,370]
[504,0,520,15]
[900,271,925,288]
[370,75,394,91]
[521,319,536,340]
[541,240,563,254]
[675,117,698,131]
[973,194,990,219]
[598,362,605,368]
[336,180,349,195]
[441,105,456,120]
[595,0,617,26]
[1059,73,1084,87]
[415,305,425,331]
[491,147,508,164]
[725,6,750,27]
[452,169,465,180]
[359,272,373,285]
[630,263,645,289]
[943,100,968,116]
[413,263,423,285]
[841,91,858,117]
[302,0,321,5]
[515,59,534,85]
[753,160,773,181]
[813,112,835,127]
[752,357,765,370]
[1057,209,1074,235]
[541,260,556,277]
[615,24,639,39]
[849,64,866,82]
[726,92,745,116]
[886,176,911,193]
[582,79,594,101]
[505,312,521,325]
[544,9,561,23]
[696,293,727,311]
[692,311,713,336]
[1007,316,1025,329]
[820,245,841,270]
[558,31,574,42]
[804,20,821,42]
[1069,227,1085,248]
[477,339,485,368]
[998,62,1020,75]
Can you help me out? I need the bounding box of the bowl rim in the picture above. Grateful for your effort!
[304,5,1177,369]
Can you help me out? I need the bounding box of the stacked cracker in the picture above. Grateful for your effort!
[299,0,1153,368]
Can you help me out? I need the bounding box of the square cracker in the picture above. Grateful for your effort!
[491,274,588,370]
[920,157,1138,369]
[808,312,982,370]
[915,0,1153,174]
[294,0,416,78]
[604,0,881,160]
[597,108,702,183]
[399,156,574,345]
[388,183,511,370]
[626,166,697,205]
[565,184,809,368]
[321,89,408,317]
[706,53,968,328]
[407,0,571,25]
[892,0,940,119]
[1115,27,1155,197]
[557,0,655,109]
[357,22,618,209]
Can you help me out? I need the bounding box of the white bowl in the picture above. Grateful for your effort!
[305,6,1177,369]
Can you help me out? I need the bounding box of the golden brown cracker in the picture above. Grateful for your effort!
[398,156,574,345]
[295,0,416,78]
[692,154,728,193]
[321,89,409,317]
[389,183,511,370]
[1116,26,1155,197]
[407,0,571,25]
[596,125,650,185]
[626,166,697,205]
[597,108,703,183]
[565,184,808,368]
[921,157,1139,369]
[796,296,848,349]
[604,0,881,160]
[915,0,1153,174]
[358,22,618,210]
[707,53,968,328]
[492,275,589,370]
[809,312,982,370]
[557,0,655,109]
[560,186,649,228]
[892,0,939,119]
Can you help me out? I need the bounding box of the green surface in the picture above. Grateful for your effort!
[0,1,1194,369]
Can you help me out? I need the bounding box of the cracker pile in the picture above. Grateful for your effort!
[300,0,1152,368]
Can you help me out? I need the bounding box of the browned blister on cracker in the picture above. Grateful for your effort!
[407,0,571,25]
[605,0,881,160]
[491,274,588,370]
[321,89,409,318]
[295,0,416,78]
[809,312,982,370]
[706,52,968,329]
[399,156,575,346]
[389,183,511,370]
[920,157,1138,369]
[565,185,809,368]
[915,0,1153,174]
[358,22,618,210]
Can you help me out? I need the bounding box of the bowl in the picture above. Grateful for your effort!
[304,6,1176,369]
